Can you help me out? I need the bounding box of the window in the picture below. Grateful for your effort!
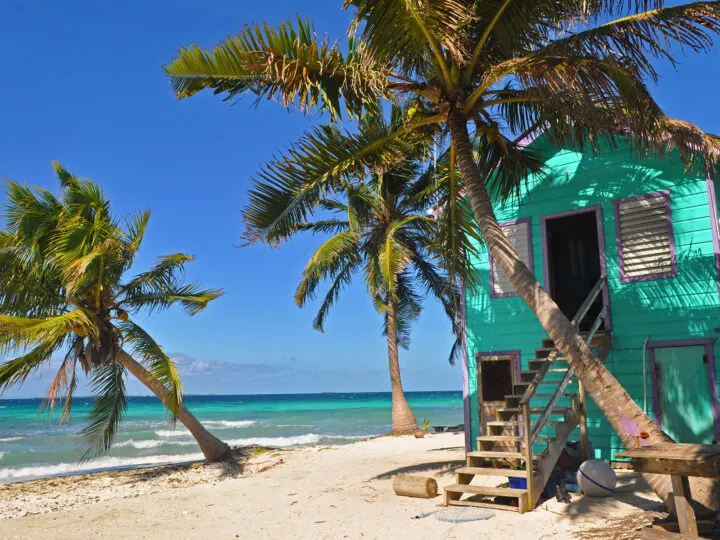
[613,191,677,283]
[490,219,533,297]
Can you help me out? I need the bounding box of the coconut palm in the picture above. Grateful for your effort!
[0,163,231,462]
[267,107,467,433]
[165,1,720,507]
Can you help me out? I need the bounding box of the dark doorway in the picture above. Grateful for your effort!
[545,212,603,331]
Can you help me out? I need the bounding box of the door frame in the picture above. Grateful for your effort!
[648,338,720,442]
[540,206,611,331]
[475,350,521,435]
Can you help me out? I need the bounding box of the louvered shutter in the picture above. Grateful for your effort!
[615,192,676,282]
[490,220,532,297]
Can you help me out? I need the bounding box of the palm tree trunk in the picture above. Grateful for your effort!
[116,350,232,462]
[447,109,718,513]
[386,296,419,434]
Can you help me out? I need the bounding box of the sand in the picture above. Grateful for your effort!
[0,432,668,539]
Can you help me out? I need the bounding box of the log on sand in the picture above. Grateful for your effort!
[392,475,438,498]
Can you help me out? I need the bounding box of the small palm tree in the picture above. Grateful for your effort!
[251,107,465,433]
[0,163,230,461]
[165,2,720,505]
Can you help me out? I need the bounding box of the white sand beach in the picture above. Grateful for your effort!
[0,432,667,539]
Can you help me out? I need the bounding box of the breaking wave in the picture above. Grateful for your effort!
[203,420,256,428]
[0,452,204,483]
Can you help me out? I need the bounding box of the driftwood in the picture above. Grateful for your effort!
[392,475,438,498]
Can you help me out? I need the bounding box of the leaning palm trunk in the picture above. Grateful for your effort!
[448,110,716,513]
[117,351,231,462]
[386,297,419,434]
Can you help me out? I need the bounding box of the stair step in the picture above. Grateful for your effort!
[455,466,528,478]
[536,347,564,359]
[504,394,573,400]
[467,450,541,460]
[445,483,527,498]
[486,420,561,428]
[496,407,569,414]
[477,435,555,443]
[446,499,522,512]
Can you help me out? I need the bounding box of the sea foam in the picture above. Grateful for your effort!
[0,452,205,483]
[0,437,22,443]
[203,420,256,428]
[155,429,191,438]
[116,439,196,449]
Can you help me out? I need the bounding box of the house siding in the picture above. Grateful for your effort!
[465,135,720,460]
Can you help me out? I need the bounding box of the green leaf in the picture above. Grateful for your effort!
[117,321,183,417]
[81,361,127,461]
[165,17,388,120]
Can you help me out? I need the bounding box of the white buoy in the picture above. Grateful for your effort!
[577,459,616,497]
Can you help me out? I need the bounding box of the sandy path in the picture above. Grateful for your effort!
[0,433,665,539]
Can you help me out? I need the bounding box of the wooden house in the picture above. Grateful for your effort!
[445,133,720,512]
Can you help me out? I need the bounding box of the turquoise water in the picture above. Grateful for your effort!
[0,392,463,484]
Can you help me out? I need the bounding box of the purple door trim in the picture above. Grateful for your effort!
[647,338,720,443]
[539,206,611,330]
[706,178,720,301]
[489,218,534,299]
[612,190,678,284]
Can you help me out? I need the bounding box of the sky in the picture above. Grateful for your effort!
[1,1,719,398]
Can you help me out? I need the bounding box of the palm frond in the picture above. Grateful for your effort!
[0,340,61,394]
[241,119,428,245]
[81,360,127,461]
[117,320,183,417]
[295,230,362,307]
[120,284,222,316]
[0,310,96,354]
[165,17,388,120]
[539,2,720,82]
[345,0,470,80]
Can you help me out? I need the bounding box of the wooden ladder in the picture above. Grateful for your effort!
[444,276,612,513]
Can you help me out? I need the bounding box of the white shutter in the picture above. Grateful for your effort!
[491,220,532,297]
[616,193,676,282]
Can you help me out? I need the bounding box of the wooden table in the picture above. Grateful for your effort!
[616,443,720,538]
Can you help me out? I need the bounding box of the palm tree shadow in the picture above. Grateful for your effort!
[371,459,466,480]
[549,474,666,522]
[120,447,252,485]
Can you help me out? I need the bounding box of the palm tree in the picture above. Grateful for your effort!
[165,2,720,507]
[258,107,465,433]
[0,163,231,462]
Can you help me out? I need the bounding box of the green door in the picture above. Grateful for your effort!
[655,345,716,444]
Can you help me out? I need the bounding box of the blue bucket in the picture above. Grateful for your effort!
[508,477,527,489]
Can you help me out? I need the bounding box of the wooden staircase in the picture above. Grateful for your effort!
[444,276,613,513]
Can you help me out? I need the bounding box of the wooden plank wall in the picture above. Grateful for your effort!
[465,135,720,460]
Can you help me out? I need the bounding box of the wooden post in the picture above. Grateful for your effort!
[578,380,590,462]
[522,402,534,512]
[670,474,698,536]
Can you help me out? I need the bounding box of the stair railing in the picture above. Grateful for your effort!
[519,275,607,407]
[519,274,607,511]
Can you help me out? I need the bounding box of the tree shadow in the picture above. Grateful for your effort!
[371,459,466,480]
[119,447,254,485]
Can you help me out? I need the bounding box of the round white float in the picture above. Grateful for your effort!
[577,459,616,497]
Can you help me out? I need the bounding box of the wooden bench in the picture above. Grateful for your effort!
[616,443,720,538]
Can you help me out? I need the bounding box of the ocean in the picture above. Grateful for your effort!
[0,391,463,484]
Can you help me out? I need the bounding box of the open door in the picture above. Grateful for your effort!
[543,209,606,331]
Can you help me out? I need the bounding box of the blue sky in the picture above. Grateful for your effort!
[1,1,719,397]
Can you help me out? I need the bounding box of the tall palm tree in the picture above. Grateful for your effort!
[165,2,720,507]
[254,107,466,433]
[0,163,231,462]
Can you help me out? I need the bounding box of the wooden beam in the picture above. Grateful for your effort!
[670,475,698,536]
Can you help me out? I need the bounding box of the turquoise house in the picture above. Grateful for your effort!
[462,133,720,461]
